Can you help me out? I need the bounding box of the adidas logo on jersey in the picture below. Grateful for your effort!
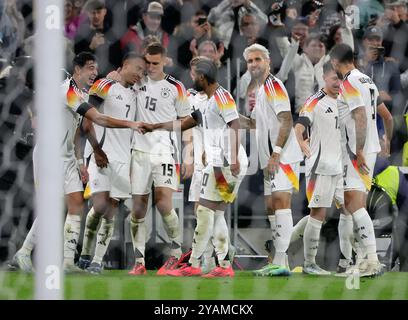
[325,107,334,113]
[164,178,172,184]
[116,95,123,100]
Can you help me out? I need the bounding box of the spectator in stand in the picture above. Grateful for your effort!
[181,40,227,89]
[358,26,402,115]
[278,33,328,115]
[300,0,323,33]
[383,0,408,73]
[0,0,25,61]
[395,0,407,22]
[65,0,87,40]
[318,0,345,36]
[229,11,266,77]
[74,0,122,76]
[170,9,222,73]
[358,26,403,162]
[120,1,170,56]
[207,0,267,51]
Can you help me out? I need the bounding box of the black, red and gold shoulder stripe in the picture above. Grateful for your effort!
[301,89,326,113]
[214,86,236,111]
[66,79,84,108]
[89,78,115,99]
[165,74,187,102]
[264,74,288,103]
[340,73,360,100]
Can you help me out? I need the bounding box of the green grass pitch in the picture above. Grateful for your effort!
[1,270,408,300]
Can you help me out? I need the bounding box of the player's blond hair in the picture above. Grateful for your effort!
[243,43,270,61]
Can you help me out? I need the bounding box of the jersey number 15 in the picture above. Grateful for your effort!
[145,96,157,111]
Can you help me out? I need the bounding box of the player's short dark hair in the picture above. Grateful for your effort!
[122,51,144,65]
[195,59,217,84]
[330,43,354,64]
[73,52,96,68]
[145,42,167,56]
[323,61,334,74]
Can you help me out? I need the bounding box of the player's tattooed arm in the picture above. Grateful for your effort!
[275,111,293,149]
[228,118,241,177]
[352,106,367,153]
[239,114,256,129]
[352,106,369,174]
[268,111,293,175]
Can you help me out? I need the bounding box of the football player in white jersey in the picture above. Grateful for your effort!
[77,53,146,274]
[128,43,191,276]
[139,58,248,277]
[11,52,145,273]
[330,44,393,277]
[294,61,344,275]
[239,44,303,277]
[180,57,234,274]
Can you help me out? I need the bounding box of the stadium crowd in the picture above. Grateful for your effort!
[0,0,408,276]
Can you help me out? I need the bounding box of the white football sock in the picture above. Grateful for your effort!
[273,209,293,266]
[290,215,309,243]
[63,213,81,265]
[303,216,323,265]
[130,217,146,265]
[162,209,182,259]
[338,214,353,261]
[81,207,101,256]
[202,239,215,267]
[19,218,37,256]
[352,208,378,262]
[92,217,115,264]
[213,210,230,267]
[189,205,214,268]
[353,220,366,264]
[268,215,276,244]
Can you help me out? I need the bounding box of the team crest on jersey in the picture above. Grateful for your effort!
[161,87,171,98]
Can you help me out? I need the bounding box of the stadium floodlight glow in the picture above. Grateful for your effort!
[34,0,64,300]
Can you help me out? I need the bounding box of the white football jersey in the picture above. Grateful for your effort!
[85,78,137,163]
[187,89,207,169]
[61,78,88,161]
[132,75,191,154]
[199,86,246,167]
[251,74,303,169]
[299,89,342,176]
[337,69,381,155]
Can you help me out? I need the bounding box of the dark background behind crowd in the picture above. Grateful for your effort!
[1,0,407,269]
